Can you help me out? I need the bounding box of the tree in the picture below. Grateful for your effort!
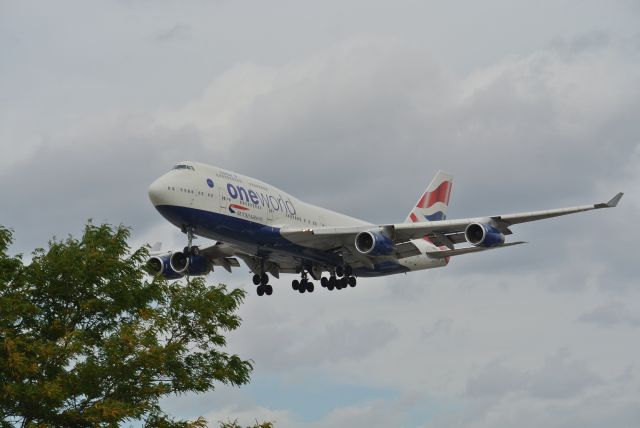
[218,421,273,428]
[0,223,253,427]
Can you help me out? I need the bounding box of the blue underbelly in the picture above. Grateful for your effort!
[154,204,407,277]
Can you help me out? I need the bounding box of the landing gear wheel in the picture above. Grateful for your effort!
[257,285,265,296]
[298,285,306,294]
[306,282,314,293]
[321,277,328,288]
[261,273,269,285]
[348,276,357,287]
[252,274,261,285]
[328,276,336,290]
[336,266,344,277]
[292,279,299,290]
[265,284,273,295]
[344,265,353,276]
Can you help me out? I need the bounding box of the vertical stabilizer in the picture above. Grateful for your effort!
[405,171,453,223]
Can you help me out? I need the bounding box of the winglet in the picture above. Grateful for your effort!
[606,192,624,208]
[596,192,624,208]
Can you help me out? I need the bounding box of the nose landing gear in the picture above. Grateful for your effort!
[182,225,199,256]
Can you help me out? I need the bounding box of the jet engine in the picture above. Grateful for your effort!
[464,223,505,248]
[169,251,212,276]
[145,253,184,280]
[354,231,394,256]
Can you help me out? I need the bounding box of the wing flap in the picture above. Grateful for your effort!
[427,241,526,258]
[394,241,422,258]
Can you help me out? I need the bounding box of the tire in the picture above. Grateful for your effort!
[252,274,261,285]
[327,283,335,290]
[321,277,328,287]
[336,266,344,277]
[257,285,264,296]
[307,282,314,293]
[298,286,305,294]
[348,276,356,287]
[345,265,353,276]
[261,273,269,285]
[292,279,299,290]
[265,284,273,295]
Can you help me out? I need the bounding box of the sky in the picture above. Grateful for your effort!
[1,1,640,427]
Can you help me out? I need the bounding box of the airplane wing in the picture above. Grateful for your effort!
[194,193,622,277]
[280,192,623,251]
[198,241,301,277]
[197,242,242,272]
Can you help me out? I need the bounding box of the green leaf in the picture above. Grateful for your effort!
[0,222,253,427]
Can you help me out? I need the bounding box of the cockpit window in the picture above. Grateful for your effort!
[172,164,195,171]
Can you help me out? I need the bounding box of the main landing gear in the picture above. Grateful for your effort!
[253,258,273,296]
[320,265,357,291]
[292,271,314,294]
[253,273,273,296]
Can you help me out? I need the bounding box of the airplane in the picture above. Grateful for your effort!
[146,161,623,296]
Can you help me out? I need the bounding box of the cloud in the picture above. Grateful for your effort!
[578,301,640,327]
[152,24,191,43]
[528,350,603,399]
[466,350,602,400]
[0,115,208,252]
[2,3,639,424]
[465,359,531,398]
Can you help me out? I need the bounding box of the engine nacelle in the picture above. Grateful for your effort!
[145,253,184,280]
[169,252,212,276]
[464,223,505,248]
[355,231,394,256]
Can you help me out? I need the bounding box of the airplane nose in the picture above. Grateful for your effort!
[148,176,168,206]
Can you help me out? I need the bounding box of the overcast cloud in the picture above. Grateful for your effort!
[1,1,639,427]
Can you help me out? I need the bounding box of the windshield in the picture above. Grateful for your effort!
[172,164,195,171]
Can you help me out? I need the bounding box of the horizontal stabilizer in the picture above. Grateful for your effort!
[427,241,526,259]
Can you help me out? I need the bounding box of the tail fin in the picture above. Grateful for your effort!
[405,171,453,223]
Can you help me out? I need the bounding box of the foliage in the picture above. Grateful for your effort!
[219,420,274,428]
[0,223,252,427]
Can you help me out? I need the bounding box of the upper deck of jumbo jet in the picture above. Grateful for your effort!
[148,161,370,227]
[167,161,291,199]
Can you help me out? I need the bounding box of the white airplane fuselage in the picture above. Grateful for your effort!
[148,161,446,277]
